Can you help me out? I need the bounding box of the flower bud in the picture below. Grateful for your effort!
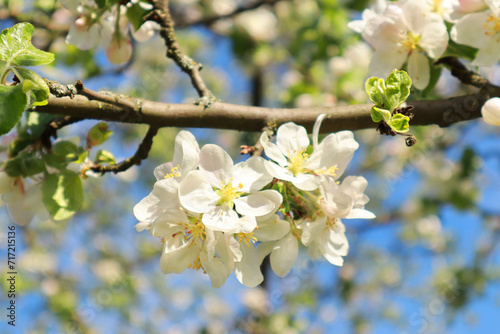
[481,97,500,126]
[459,0,487,12]
[106,35,133,64]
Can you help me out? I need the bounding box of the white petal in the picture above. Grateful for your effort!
[159,237,200,274]
[263,160,295,182]
[300,216,327,246]
[234,243,264,288]
[234,191,278,217]
[291,173,321,191]
[134,221,151,232]
[270,233,298,277]
[259,132,288,167]
[369,48,407,79]
[418,21,448,59]
[472,44,500,67]
[173,130,200,177]
[151,210,188,237]
[199,251,229,288]
[233,156,273,193]
[451,12,491,49]
[345,208,376,219]
[254,215,291,242]
[482,97,500,126]
[276,122,310,155]
[202,205,241,233]
[133,178,179,222]
[408,51,430,90]
[178,170,218,213]
[199,144,233,187]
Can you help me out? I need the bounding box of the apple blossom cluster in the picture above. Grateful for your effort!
[60,0,158,64]
[134,115,375,288]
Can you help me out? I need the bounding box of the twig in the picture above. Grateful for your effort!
[436,57,489,89]
[147,0,214,100]
[176,0,287,28]
[89,126,159,174]
[40,115,85,149]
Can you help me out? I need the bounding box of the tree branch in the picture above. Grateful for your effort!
[89,126,159,175]
[147,0,214,100]
[436,57,489,88]
[36,82,500,133]
[175,0,287,28]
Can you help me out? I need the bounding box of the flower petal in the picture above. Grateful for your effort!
[234,191,279,217]
[199,251,229,288]
[202,204,242,233]
[254,215,291,242]
[159,236,200,274]
[233,156,273,193]
[259,132,288,167]
[276,122,310,155]
[234,244,264,288]
[179,170,218,213]
[199,144,234,187]
[133,178,180,222]
[482,97,500,126]
[407,51,430,90]
[270,233,298,277]
[173,130,200,177]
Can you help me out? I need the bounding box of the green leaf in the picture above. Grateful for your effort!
[384,70,412,112]
[370,106,391,123]
[0,83,28,135]
[0,23,55,66]
[3,154,45,177]
[87,122,112,148]
[42,170,84,221]
[388,114,410,133]
[94,150,116,164]
[44,141,83,169]
[365,77,385,106]
[96,0,107,8]
[13,67,50,105]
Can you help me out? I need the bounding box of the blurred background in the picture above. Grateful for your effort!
[0,0,500,333]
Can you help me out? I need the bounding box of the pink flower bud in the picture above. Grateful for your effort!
[459,0,487,12]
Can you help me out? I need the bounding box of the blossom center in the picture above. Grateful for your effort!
[183,216,206,244]
[216,180,243,205]
[400,32,421,53]
[287,150,310,176]
[325,217,340,230]
[485,15,500,36]
[430,0,444,14]
[164,165,181,179]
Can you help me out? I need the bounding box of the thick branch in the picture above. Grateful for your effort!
[176,0,287,28]
[148,0,213,99]
[89,126,159,174]
[37,83,500,133]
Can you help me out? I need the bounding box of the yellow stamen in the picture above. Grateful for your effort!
[288,150,310,176]
[216,179,243,205]
[164,165,181,179]
[314,165,338,177]
[400,32,421,53]
[187,257,202,270]
[238,232,258,247]
[485,14,500,36]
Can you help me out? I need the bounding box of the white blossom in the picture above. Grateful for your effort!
[179,144,280,234]
[451,0,500,66]
[348,0,449,89]
[260,115,359,191]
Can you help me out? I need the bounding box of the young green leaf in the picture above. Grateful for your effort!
[0,83,28,135]
[384,70,412,112]
[87,122,113,148]
[0,23,55,66]
[388,114,410,133]
[14,67,50,105]
[42,170,84,221]
[94,150,116,164]
[370,106,391,123]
